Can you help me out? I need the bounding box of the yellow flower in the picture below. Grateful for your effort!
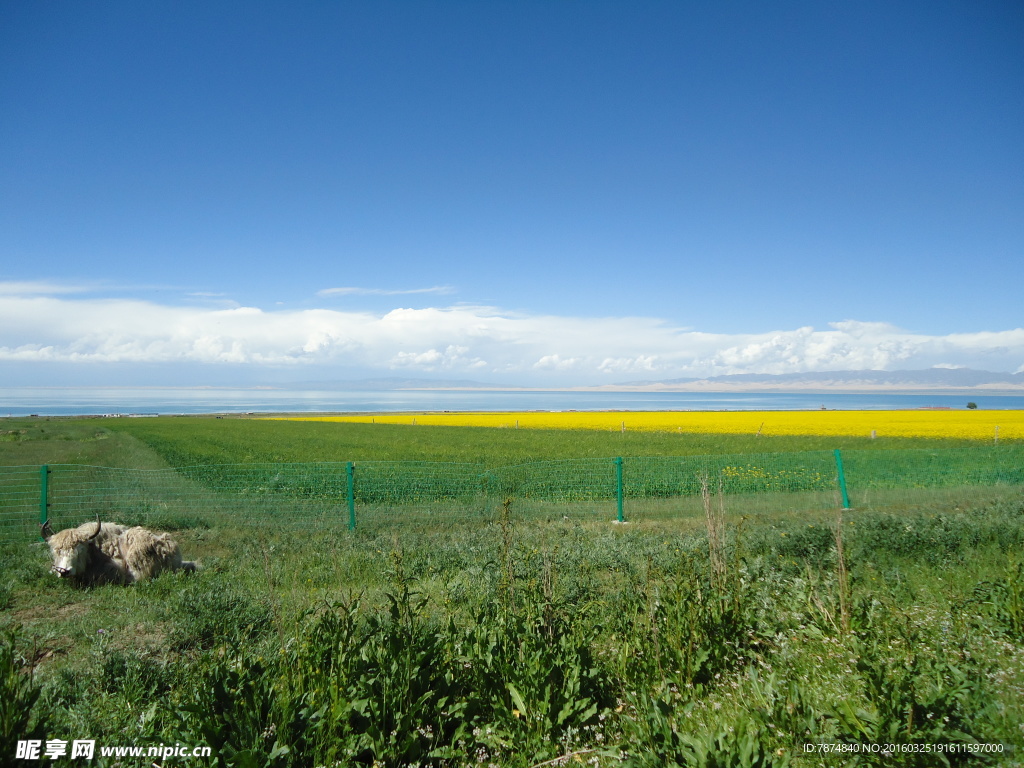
[270,409,1024,440]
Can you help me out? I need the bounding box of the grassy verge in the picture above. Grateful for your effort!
[3,494,1024,766]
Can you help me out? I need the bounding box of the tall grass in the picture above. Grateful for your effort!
[2,496,1023,766]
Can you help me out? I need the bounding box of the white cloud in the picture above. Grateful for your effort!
[1,290,1022,382]
[598,355,659,374]
[390,345,484,371]
[0,281,90,296]
[534,354,582,371]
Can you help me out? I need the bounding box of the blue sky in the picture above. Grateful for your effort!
[2,1,1022,387]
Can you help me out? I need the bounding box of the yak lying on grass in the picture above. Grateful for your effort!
[42,517,197,586]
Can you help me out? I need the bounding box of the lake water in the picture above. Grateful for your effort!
[2,387,1023,417]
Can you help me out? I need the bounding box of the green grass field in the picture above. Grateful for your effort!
[3,416,1021,539]
[0,412,996,470]
[2,417,1024,767]
[99,414,1013,466]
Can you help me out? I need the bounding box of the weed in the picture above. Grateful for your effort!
[170,646,290,768]
[624,704,788,768]
[0,628,49,758]
[99,648,175,700]
[832,626,994,765]
[166,577,273,651]
[971,558,1024,642]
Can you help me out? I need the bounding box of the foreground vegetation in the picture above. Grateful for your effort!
[1,418,1023,766]
[3,496,1024,767]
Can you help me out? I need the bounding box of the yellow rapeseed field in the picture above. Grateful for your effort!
[275,409,1024,440]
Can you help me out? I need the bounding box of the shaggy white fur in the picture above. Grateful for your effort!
[42,518,197,586]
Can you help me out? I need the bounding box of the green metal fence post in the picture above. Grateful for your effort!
[346,462,356,531]
[615,457,624,523]
[833,449,851,509]
[39,464,50,528]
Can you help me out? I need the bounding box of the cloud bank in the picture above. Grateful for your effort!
[1,285,1022,384]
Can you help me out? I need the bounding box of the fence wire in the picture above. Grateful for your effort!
[1,446,1022,541]
[0,465,41,541]
[841,446,1024,511]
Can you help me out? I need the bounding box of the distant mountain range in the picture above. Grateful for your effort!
[276,377,513,391]
[601,368,1024,392]
[275,369,1024,393]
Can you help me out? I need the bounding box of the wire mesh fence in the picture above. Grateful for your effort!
[1,446,1022,541]
[840,445,1024,513]
[0,465,42,542]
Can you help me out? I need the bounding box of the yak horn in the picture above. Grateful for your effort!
[40,520,54,541]
[87,515,102,541]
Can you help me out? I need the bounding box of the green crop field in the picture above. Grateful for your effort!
[99,415,1007,467]
[2,417,1023,767]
